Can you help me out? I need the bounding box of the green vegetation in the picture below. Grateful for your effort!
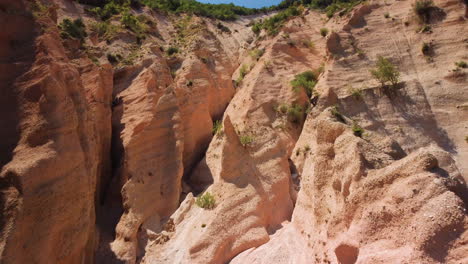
[120,46,142,65]
[352,123,364,137]
[316,0,363,18]
[455,61,467,69]
[413,0,435,23]
[320,27,329,37]
[107,53,122,64]
[196,192,216,209]
[331,105,345,123]
[370,56,400,87]
[249,48,265,61]
[166,46,179,56]
[239,134,254,147]
[216,22,231,33]
[31,0,51,20]
[59,18,87,41]
[90,1,129,20]
[236,64,249,85]
[421,42,431,55]
[302,40,315,50]
[291,70,320,98]
[186,80,193,86]
[286,104,304,123]
[121,12,149,35]
[418,24,432,33]
[465,135,468,143]
[384,12,390,18]
[212,120,223,135]
[264,60,273,71]
[251,5,302,36]
[142,0,260,20]
[90,21,121,41]
[349,87,363,99]
[277,103,305,124]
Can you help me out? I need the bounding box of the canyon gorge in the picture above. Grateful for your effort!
[0,0,467,263]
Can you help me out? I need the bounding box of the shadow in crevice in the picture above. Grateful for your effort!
[94,99,125,264]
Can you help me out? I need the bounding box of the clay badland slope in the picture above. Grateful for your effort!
[0,0,467,263]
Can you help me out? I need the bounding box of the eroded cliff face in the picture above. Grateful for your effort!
[0,1,112,263]
[0,0,467,263]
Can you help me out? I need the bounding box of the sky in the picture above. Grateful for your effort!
[197,0,283,8]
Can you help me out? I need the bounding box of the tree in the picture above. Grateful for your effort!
[370,56,400,87]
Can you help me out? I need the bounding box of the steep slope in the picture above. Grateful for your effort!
[231,0,468,263]
[0,1,112,263]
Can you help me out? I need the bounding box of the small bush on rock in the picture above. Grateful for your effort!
[166,46,179,56]
[414,0,435,23]
[291,71,318,98]
[421,42,431,55]
[320,27,329,37]
[239,134,254,147]
[352,123,364,137]
[196,192,215,209]
[59,18,87,41]
[212,120,223,135]
[455,61,467,69]
[370,56,400,87]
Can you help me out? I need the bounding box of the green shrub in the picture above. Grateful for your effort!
[370,56,400,87]
[384,12,390,18]
[142,0,262,21]
[321,0,362,18]
[349,87,363,99]
[291,71,318,98]
[251,5,302,36]
[276,103,305,124]
[320,27,329,37]
[413,0,435,23]
[249,49,265,61]
[236,64,249,84]
[212,120,223,135]
[455,61,467,69]
[59,18,87,41]
[277,104,288,114]
[331,105,345,123]
[239,134,254,147]
[196,192,215,209]
[90,21,120,41]
[107,53,122,64]
[302,40,315,50]
[418,24,432,33]
[286,104,304,123]
[121,12,148,35]
[252,22,261,34]
[264,60,273,71]
[186,80,193,86]
[216,22,231,33]
[352,123,364,137]
[166,46,179,56]
[90,1,128,20]
[421,42,431,55]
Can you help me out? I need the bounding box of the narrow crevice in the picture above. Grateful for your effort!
[94,77,125,264]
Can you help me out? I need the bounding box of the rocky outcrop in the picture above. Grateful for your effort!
[232,109,467,263]
[108,13,254,263]
[0,1,112,263]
